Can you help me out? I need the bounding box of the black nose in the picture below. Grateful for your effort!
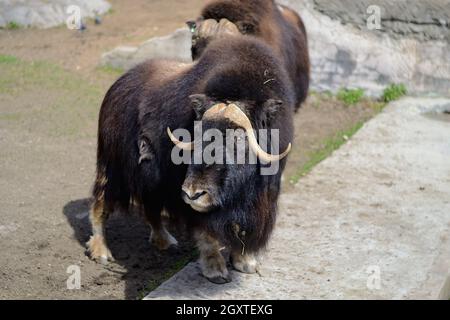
[182,190,206,201]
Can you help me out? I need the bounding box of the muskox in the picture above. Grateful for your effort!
[87,35,295,283]
[189,0,310,110]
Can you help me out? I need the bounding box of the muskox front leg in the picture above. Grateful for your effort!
[195,230,231,284]
[231,251,258,274]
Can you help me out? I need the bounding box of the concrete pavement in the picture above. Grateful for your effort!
[145,97,450,300]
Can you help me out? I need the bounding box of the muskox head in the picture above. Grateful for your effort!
[167,94,291,213]
[188,18,240,60]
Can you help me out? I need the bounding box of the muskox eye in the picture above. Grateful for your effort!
[237,22,255,34]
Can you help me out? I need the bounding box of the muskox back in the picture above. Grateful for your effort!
[193,0,310,109]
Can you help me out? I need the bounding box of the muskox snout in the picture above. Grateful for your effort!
[181,184,213,213]
[182,187,206,201]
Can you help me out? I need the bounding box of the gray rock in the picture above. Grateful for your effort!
[100,46,138,70]
[312,0,450,42]
[0,15,6,28]
[281,0,450,97]
[100,28,193,70]
[0,0,111,29]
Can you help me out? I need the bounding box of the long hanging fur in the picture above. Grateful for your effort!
[94,35,297,254]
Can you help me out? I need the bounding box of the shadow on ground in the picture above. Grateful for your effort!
[63,198,196,299]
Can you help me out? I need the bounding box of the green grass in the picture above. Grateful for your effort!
[5,21,21,30]
[0,54,103,138]
[337,88,365,105]
[97,65,124,76]
[371,101,387,113]
[136,252,197,299]
[382,83,407,102]
[0,55,19,64]
[322,90,334,98]
[289,121,364,184]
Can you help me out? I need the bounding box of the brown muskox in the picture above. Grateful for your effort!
[189,0,310,110]
[87,35,295,283]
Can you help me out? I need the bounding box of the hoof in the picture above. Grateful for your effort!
[207,274,232,284]
[150,228,178,250]
[195,230,230,285]
[231,253,258,274]
[200,256,230,284]
[86,235,113,264]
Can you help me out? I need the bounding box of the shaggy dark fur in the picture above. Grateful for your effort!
[93,35,294,258]
[190,0,310,110]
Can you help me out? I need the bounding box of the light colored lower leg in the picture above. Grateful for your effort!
[87,199,112,264]
[195,230,230,283]
[150,225,178,250]
[231,251,258,274]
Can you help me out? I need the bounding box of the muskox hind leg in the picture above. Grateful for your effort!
[231,251,258,274]
[195,230,231,284]
[142,197,178,250]
[87,188,113,264]
[148,218,178,251]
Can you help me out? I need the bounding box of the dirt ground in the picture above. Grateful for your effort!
[0,0,379,299]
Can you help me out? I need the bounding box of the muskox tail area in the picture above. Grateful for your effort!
[93,162,132,213]
[295,71,310,109]
[279,4,308,41]
[93,71,137,214]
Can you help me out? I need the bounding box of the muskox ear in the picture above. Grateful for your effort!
[138,136,153,165]
[264,99,284,121]
[189,94,209,119]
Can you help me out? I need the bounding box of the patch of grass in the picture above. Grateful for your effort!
[0,55,18,64]
[289,121,364,184]
[337,88,365,105]
[322,90,334,98]
[136,251,197,299]
[0,56,103,137]
[6,21,21,30]
[382,83,407,102]
[97,65,124,76]
[0,113,21,121]
[370,101,387,114]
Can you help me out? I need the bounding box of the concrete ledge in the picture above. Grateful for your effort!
[145,98,450,300]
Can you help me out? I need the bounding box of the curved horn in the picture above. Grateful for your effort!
[205,104,291,162]
[196,18,240,39]
[196,19,219,38]
[217,18,240,36]
[167,127,194,151]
